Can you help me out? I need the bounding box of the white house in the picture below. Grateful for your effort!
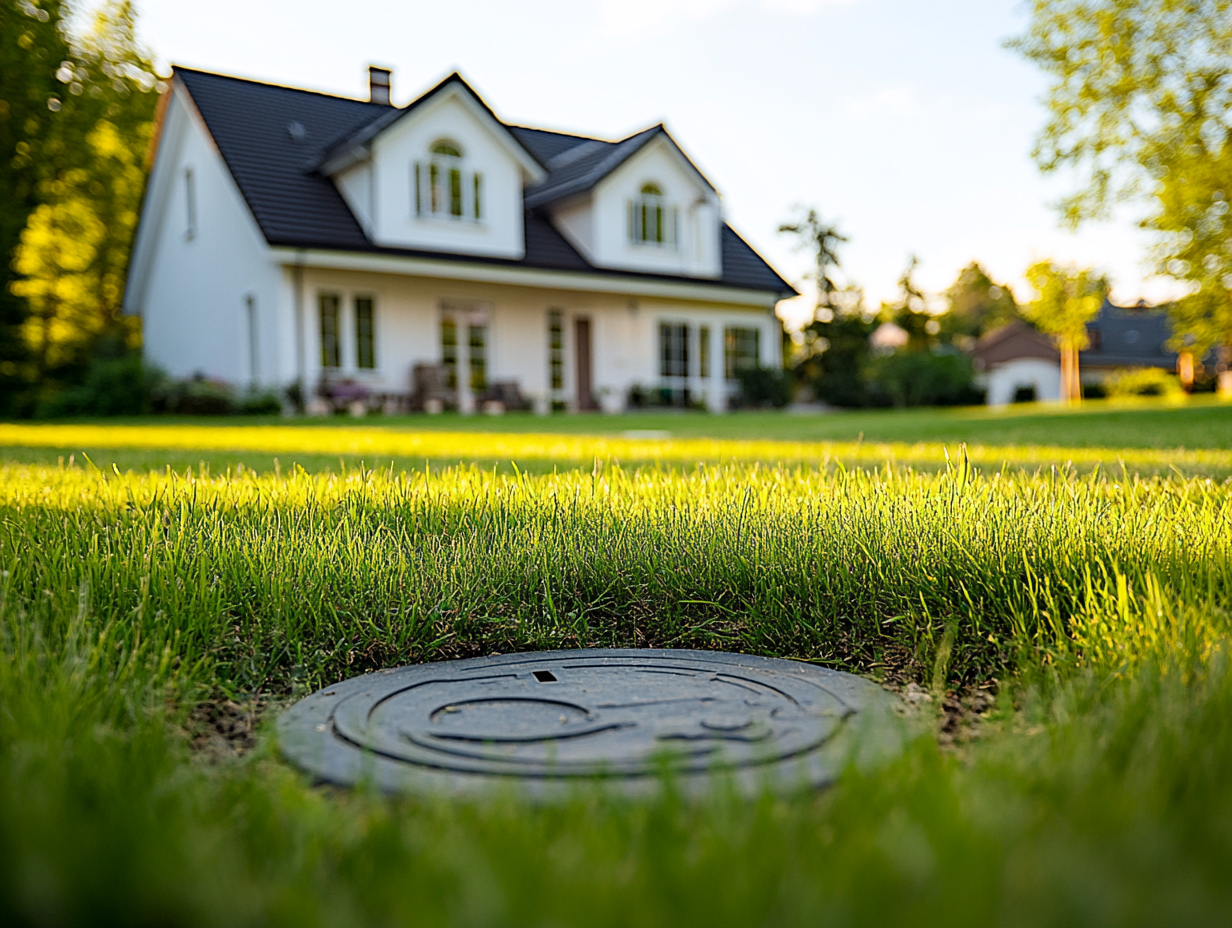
[124,66,795,413]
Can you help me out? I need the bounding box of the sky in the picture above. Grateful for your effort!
[116,0,1179,327]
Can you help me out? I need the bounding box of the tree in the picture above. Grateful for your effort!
[1148,138,1232,392]
[880,255,933,351]
[779,209,874,407]
[779,207,849,322]
[7,0,159,406]
[1021,261,1110,403]
[0,0,74,413]
[1011,0,1232,395]
[1010,0,1232,225]
[939,261,1019,345]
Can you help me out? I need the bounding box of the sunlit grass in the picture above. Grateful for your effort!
[4,420,1232,477]
[1,419,1231,925]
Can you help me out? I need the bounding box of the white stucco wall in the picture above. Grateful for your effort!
[562,136,720,279]
[335,161,374,236]
[291,266,777,413]
[985,358,1062,406]
[131,86,281,387]
[356,90,529,259]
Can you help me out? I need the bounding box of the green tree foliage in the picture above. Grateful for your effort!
[939,261,1019,345]
[793,308,876,408]
[1149,140,1232,387]
[779,207,848,319]
[3,0,159,411]
[0,0,74,412]
[865,349,978,408]
[779,209,875,407]
[1011,0,1232,393]
[1021,261,1110,403]
[879,255,934,351]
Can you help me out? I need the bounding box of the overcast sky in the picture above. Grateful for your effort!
[117,0,1177,325]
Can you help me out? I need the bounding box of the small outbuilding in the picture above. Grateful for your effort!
[973,321,1061,406]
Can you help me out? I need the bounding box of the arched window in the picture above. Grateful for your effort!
[413,139,483,221]
[629,182,676,246]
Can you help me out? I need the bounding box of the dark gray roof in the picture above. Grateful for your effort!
[1080,301,1177,369]
[524,125,675,208]
[172,67,794,296]
[310,72,547,175]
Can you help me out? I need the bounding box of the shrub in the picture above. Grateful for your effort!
[1103,367,1183,399]
[37,355,168,417]
[151,374,283,416]
[38,360,284,418]
[734,366,792,408]
[866,348,983,407]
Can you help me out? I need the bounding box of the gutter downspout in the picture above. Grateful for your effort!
[293,250,306,413]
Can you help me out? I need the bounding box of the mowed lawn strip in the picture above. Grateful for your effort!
[4,415,1232,477]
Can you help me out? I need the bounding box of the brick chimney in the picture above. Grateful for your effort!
[368,66,392,105]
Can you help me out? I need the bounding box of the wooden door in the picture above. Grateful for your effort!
[575,317,596,410]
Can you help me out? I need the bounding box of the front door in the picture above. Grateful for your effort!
[575,317,596,410]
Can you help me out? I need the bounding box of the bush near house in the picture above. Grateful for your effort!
[36,358,282,418]
[865,348,984,407]
[734,365,792,408]
[1103,367,1184,399]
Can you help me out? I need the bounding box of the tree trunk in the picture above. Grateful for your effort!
[1061,343,1081,404]
[1219,344,1232,399]
[1178,351,1195,392]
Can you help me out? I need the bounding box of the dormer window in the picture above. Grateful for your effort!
[414,139,483,221]
[629,183,676,247]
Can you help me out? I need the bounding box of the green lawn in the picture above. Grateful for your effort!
[34,394,1232,448]
[1,405,1231,926]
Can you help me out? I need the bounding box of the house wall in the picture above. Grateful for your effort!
[361,92,527,259]
[135,86,282,387]
[293,266,777,413]
[985,358,1062,406]
[579,137,722,279]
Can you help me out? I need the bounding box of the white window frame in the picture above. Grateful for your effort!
[629,182,677,248]
[414,139,483,222]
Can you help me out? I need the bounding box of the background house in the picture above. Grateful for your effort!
[975,301,1186,405]
[124,66,795,414]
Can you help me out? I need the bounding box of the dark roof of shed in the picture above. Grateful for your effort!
[172,67,793,296]
[974,320,1058,369]
[1079,301,1177,369]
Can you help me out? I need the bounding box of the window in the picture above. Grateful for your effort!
[442,303,492,397]
[415,139,483,221]
[184,167,197,240]
[724,326,760,379]
[660,323,690,378]
[630,183,676,246]
[548,310,564,392]
[468,321,487,391]
[355,296,375,370]
[441,315,458,389]
[319,293,341,369]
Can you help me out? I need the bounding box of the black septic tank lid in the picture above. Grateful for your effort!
[279,649,894,796]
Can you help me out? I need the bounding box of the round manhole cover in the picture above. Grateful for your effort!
[279,649,895,795]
